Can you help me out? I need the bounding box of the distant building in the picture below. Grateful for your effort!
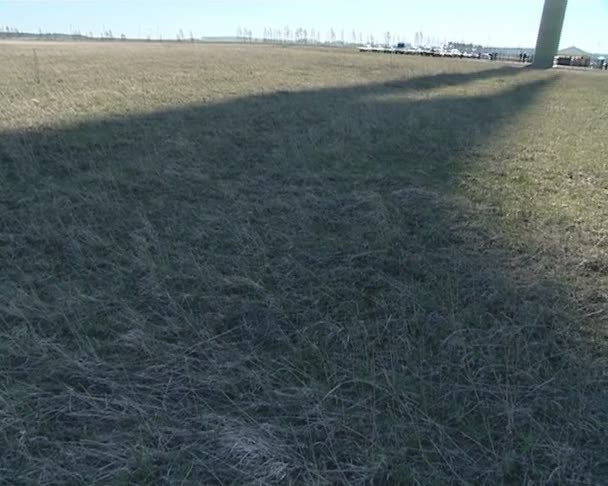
[555,46,592,67]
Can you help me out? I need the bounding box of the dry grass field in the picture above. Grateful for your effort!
[1,41,607,485]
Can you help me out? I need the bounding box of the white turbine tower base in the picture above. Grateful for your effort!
[533,0,569,69]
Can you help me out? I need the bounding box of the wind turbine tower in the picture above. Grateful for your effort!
[532,0,569,68]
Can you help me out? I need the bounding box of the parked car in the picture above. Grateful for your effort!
[395,42,409,54]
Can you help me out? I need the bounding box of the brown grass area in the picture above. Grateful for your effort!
[0,42,607,485]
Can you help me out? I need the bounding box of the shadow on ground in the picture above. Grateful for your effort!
[1,66,606,484]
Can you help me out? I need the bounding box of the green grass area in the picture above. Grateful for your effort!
[1,42,607,484]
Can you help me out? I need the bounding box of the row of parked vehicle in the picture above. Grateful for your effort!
[359,44,495,60]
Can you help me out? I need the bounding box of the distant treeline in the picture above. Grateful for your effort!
[0,30,89,41]
[2,27,604,59]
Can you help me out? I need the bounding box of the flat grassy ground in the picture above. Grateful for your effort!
[1,41,607,485]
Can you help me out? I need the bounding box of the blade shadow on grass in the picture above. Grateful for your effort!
[0,66,606,485]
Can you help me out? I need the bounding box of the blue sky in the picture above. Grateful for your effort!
[1,0,606,51]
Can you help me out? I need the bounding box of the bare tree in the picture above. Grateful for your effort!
[295,27,301,43]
